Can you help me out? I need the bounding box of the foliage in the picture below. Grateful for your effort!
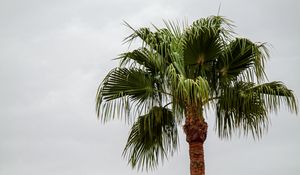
[96,16,298,171]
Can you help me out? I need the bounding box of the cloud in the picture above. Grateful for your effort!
[0,0,299,175]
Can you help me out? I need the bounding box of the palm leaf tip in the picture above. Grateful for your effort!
[250,81,298,114]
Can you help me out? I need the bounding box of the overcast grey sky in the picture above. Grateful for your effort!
[0,0,299,175]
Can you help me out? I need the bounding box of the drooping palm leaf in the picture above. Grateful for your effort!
[216,82,268,139]
[96,68,159,121]
[215,81,298,139]
[166,63,211,105]
[248,81,298,113]
[122,106,178,171]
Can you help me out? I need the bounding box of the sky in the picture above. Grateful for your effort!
[0,0,299,175]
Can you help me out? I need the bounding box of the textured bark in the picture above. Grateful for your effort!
[184,104,208,175]
[189,142,205,175]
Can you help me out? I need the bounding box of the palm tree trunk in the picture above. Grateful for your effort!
[184,104,208,175]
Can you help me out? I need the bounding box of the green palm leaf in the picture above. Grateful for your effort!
[123,106,178,171]
[123,23,176,62]
[218,38,269,81]
[216,82,268,139]
[249,81,298,113]
[216,81,298,139]
[96,68,159,121]
[118,48,164,73]
[183,19,222,66]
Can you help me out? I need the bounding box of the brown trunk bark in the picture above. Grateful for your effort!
[189,142,205,175]
[184,104,208,175]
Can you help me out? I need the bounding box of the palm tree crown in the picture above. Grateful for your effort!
[96,16,298,172]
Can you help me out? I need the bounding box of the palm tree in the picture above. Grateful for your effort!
[96,16,298,175]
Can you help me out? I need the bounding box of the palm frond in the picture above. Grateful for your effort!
[183,18,223,66]
[177,76,210,105]
[218,38,269,82]
[215,80,298,139]
[122,106,178,171]
[166,63,210,105]
[117,47,164,73]
[248,81,298,113]
[123,22,176,63]
[96,68,159,122]
[163,19,186,38]
[216,82,268,139]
